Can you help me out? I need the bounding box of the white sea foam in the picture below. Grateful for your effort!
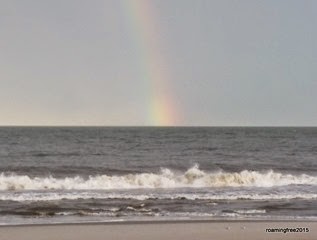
[1,191,317,202]
[0,165,317,191]
[235,209,266,214]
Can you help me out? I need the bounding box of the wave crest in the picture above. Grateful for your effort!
[1,165,317,190]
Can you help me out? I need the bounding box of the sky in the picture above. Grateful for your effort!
[1,0,317,126]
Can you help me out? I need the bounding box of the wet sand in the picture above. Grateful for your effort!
[0,220,316,240]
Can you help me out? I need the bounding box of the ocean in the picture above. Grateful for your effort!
[0,127,316,225]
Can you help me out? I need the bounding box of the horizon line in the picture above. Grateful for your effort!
[0,125,316,128]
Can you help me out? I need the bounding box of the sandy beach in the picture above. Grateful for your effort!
[0,220,316,240]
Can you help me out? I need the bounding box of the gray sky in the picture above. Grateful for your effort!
[1,0,316,126]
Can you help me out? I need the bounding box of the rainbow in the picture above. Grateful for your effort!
[122,0,179,126]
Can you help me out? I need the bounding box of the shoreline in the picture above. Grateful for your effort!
[0,219,316,240]
[1,218,317,227]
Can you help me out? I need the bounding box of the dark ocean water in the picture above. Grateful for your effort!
[0,127,317,225]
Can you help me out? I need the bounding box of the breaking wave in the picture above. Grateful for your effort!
[1,165,317,191]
